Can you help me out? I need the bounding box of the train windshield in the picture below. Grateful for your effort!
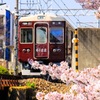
[50,28,64,43]
[36,27,47,44]
[21,28,32,43]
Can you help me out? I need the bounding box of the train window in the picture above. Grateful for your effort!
[21,28,32,43]
[50,28,64,43]
[36,27,47,44]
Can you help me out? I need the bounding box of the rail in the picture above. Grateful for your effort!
[0,74,20,89]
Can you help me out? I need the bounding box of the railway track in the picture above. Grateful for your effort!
[0,73,45,90]
[0,68,64,90]
[0,74,20,89]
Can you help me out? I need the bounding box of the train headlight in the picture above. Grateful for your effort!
[53,49,56,52]
[58,22,61,24]
[22,49,26,52]
[53,48,61,52]
[57,49,61,52]
[52,22,55,25]
[27,48,31,52]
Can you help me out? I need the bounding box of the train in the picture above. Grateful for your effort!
[18,13,74,71]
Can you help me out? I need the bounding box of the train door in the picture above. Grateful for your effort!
[34,23,48,58]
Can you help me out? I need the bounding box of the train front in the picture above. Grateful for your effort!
[18,14,67,70]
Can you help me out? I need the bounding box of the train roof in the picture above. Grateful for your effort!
[19,13,74,30]
[19,13,66,22]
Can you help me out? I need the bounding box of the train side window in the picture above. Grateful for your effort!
[21,28,32,43]
[36,27,47,44]
[50,28,64,43]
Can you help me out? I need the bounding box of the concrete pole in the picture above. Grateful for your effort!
[15,0,19,75]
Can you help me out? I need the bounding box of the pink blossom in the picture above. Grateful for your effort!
[36,92,45,100]
[76,93,87,100]
[63,93,75,100]
[75,0,100,10]
[44,92,63,100]
[29,60,100,100]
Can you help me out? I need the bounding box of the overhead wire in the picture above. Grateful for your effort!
[53,0,78,28]
[60,0,95,28]
[45,0,52,13]
[77,0,96,27]
[38,0,44,14]
[19,0,96,27]
[61,0,81,25]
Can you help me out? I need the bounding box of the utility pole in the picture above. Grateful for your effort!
[15,0,19,75]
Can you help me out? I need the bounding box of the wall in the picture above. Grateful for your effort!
[72,28,100,70]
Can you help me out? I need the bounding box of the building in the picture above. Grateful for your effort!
[0,4,15,74]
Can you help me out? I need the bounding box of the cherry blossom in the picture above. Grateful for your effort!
[75,0,100,19]
[44,92,63,100]
[75,0,100,9]
[62,93,75,100]
[36,92,45,100]
[28,59,100,100]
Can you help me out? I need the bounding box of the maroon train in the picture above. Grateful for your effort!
[18,13,72,69]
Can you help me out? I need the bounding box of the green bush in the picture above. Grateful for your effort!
[26,81,36,90]
[0,66,9,75]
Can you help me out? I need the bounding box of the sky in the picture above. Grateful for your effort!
[2,0,98,28]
